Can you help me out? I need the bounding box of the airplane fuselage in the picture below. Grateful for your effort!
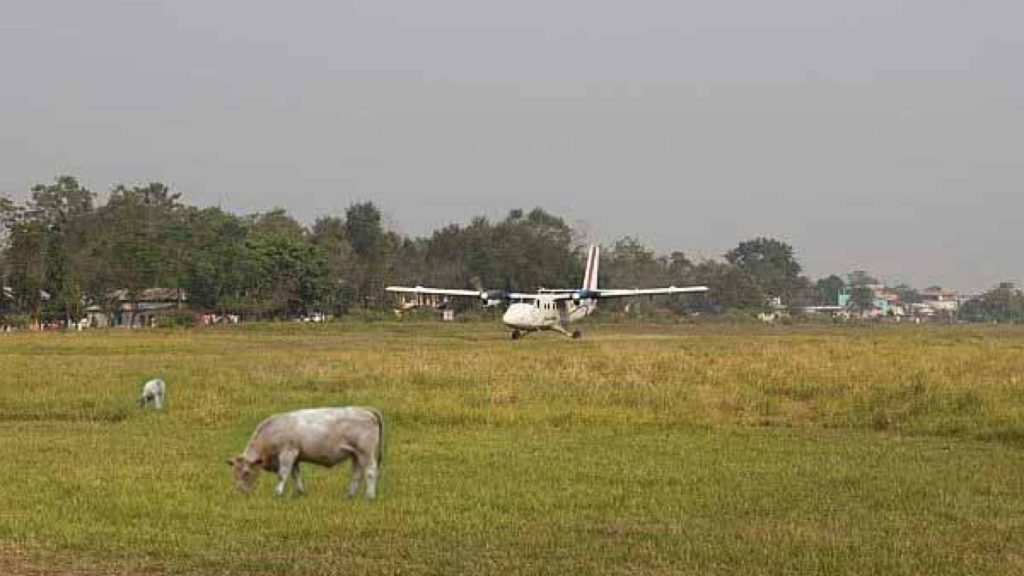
[501,297,595,333]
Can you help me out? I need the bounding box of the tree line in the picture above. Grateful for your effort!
[1,176,1020,325]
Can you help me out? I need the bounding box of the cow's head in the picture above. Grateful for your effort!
[226,455,261,492]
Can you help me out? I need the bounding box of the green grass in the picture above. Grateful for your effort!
[0,322,1022,574]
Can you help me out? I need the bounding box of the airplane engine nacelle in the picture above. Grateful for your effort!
[480,290,505,307]
[572,290,592,305]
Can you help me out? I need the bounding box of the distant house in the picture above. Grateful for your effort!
[93,288,188,328]
[915,287,959,317]
[839,284,904,318]
[834,284,960,320]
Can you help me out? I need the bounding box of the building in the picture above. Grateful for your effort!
[97,288,188,328]
[914,287,959,317]
[838,284,903,318]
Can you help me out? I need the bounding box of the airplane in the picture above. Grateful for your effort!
[386,245,709,339]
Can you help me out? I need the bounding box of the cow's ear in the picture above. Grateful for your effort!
[225,458,235,467]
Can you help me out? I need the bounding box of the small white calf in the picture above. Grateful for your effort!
[227,407,383,499]
[138,378,165,410]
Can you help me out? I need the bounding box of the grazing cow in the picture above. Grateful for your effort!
[138,378,165,410]
[226,407,383,499]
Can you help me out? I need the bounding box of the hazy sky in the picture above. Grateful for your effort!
[2,1,1021,292]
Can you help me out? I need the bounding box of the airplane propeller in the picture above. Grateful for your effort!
[571,289,595,304]
[479,290,507,307]
[471,278,507,307]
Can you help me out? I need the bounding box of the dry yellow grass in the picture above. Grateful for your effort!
[0,322,1021,574]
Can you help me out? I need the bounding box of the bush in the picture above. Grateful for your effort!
[0,314,32,329]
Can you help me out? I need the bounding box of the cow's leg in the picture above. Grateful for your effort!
[275,451,298,496]
[291,463,305,495]
[354,451,379,500]
[364,458,379,500]
[154,393,163,410]
[346,458,363,498]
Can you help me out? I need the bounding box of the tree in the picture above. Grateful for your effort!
[815,275,845,306]
[960,282,1024,323]
[311,216,359,314]
[890,283,921,304]
[82,183,185,317]
[28,176,94,227]
[0,196,17,315]
[6,219,47,324]
[665,251,694,282]
[725,238,802,304]
[419,208,578,295]
[179,207,250,311]
[344,202,390,306]
[846,270,878,287]
[690,259,762,311]
[604,236,666,289]
[0,195,16,244]
[847,285,876,313]
[491,208,577,290]
[27,176,95,323]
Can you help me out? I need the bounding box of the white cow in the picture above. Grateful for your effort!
[226,407,383,499]
[138,378,165,410]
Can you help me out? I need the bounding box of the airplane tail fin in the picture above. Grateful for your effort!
[582,245,600,292]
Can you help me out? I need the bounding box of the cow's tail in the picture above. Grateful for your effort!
[369,407,384,469]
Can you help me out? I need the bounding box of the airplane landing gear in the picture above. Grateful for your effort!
[551,323,582,339]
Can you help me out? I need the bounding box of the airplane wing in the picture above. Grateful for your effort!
[385,286,483,298]
[589,286,709,298]
[538,285,709,301]
[388,284,708,301]
[506,292,545,300]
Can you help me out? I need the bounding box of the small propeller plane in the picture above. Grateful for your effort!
[386,245,708,339]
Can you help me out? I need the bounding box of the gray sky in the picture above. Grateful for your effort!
[2,1,1021,292]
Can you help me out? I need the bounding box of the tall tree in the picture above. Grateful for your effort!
[6,219,47,323]
[815,275,845,306]
[846,270,878,287]
[491,208,577,290]
[179,207,250,312]
[725,237,802,304]
[960,282,1024,323]
[74,182,187,325]
[0,195,17,307]
[344,202,390,306]
[0,195,16,243]
[243,210,327,318]
[691,259,762,311]
[311,216,358,314]
[604,236,666,289]
[2,177,97,323]
[847,285,876,313]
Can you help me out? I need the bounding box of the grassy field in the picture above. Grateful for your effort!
[0,321,1022,575]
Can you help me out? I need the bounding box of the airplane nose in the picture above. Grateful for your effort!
[502,305,526,327]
